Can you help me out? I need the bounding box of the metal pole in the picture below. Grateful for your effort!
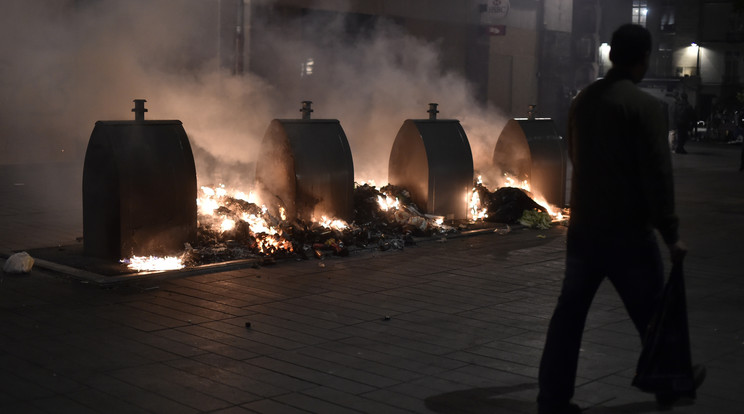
[233,0,244,76]
[217,0,222,71]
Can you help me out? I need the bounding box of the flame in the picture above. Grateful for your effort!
[377,194,400,211]
[234,190,257,203]
[220,218,236,232]
[122,255,185,272]
[468,173,566,222]
[197,185,294,255]
[317,215,348,231]
[469,188,488,220]
[531,194,564,220]
[469,176,488,220]
[503,173,531,192]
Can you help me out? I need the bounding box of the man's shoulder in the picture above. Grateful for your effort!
[578,78,659,108]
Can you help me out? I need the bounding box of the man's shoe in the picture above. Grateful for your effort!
[693,364,707,389]
[655,364,706,407]
[538,402,582,414]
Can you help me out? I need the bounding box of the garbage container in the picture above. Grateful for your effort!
[492,118,567,207]
[255,101,355,222]
[388,104,474,220]
[83,99,197,260]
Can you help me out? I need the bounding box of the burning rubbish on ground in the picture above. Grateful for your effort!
[173,183,455,269]
[121,178,568,273]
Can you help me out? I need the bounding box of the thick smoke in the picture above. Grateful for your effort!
[1,0,507,189]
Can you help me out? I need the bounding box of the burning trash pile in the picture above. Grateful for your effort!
[472,183,550,228]
[177,183,456,267]
[122,179,566,272]
[469,175,567,230]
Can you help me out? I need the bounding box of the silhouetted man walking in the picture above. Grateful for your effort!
[536,24,690,414]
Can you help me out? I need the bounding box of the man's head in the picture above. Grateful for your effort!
[609,24,652,82]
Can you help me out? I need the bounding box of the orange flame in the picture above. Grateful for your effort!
[197,184,294,255]
[377,194,400,211]
[122,255,185,272]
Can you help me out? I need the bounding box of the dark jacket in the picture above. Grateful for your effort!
[567,68,679,245]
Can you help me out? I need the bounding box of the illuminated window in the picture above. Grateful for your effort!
[632,1,648,27]
[301,58,314,77]
[660,6,675,33]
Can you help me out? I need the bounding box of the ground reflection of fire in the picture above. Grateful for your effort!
[123,177,567,272]
[121,255,186,272]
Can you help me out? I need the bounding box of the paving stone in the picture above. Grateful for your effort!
[108,363,237,411]
[191,353,318,394]
[29,395,102,414]
[66,387,153,414]
[272,391,363,414]
[82,373,200,413]
[241,398,313,414]
[245,356,376,395]
[268,349,401,389]
[310,341,427,383]
[360,388,432,413]
[300,386,413,414]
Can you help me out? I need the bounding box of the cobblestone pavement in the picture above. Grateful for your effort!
[1,142,742,413]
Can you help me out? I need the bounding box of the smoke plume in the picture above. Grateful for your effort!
[0,0,507,188]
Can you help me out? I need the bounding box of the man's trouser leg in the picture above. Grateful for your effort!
[537,241,603,407]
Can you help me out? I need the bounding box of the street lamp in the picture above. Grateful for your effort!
[690,42,700,77]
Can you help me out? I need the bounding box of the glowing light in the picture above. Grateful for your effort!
[377,194,400,211]
[317,215,348,231]
[503,173,531,192]
[122,255,185,272]
[220,218,236,232]
[196,184,294,255]
[469,187,488,220]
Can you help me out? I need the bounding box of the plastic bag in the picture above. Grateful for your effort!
[519,209,552,230]
[3,251,35,274]
[632,262,695,397]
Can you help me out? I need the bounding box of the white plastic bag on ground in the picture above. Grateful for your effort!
[3,252,34,274]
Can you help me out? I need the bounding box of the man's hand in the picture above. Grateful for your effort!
[668,240,688,265]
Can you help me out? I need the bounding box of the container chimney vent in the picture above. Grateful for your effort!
[427,103,439,120]
[132,99,148,121]
[300,101,313,120]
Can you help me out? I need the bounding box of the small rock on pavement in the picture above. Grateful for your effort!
[3,252,34,274]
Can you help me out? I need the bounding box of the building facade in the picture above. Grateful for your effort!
[238,0,574,122]
[597,0,744,126]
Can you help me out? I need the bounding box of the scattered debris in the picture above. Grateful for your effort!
[473,184,547,224]
[519,209,553,230]
[494,224,511,235]
[140,182,564,270]
[3,252,34,274]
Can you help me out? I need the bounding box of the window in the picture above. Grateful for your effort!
[632,1,648,27]
[724,51,740,83]
[660,6,675,33]
[301,58,314,77]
